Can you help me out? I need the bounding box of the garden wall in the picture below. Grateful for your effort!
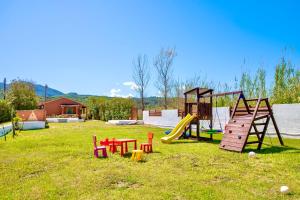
[0,121,45,135]
[19,121,46,130]
[0,124,12,137]
[143,104,300,138]
[46,118,84,123]
[267,104,300,138]
[143,108,229,129]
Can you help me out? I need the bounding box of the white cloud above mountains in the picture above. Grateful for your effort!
[123,81,139,90]
[110,88,121,97]
[107,81,139,98]
[109,88,133,98]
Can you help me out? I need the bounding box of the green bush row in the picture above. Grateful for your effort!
[87,97,134,121]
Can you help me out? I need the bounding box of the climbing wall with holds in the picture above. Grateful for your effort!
[220,117,252,152]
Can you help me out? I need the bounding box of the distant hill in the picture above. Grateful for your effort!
[0,82,64,97]
[35,84,64,97]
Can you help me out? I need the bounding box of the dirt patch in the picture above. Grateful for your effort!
[113,181,142,189]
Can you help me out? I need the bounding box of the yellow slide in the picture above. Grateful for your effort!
[161,114,195,144]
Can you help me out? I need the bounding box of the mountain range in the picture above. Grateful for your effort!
[0,82,64,97]
[0,82,160,107]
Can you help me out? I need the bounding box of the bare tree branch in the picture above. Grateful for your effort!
[132,54,150,110]
[154,47,177,109]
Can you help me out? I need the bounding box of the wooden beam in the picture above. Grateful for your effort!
[199,90,243,98]
[246,141,260,144]
[265,99,284,146]
[257,116,270,150]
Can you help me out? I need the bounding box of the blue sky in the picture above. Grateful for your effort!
[0,0,299,97]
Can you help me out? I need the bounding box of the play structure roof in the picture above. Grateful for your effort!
[184,87,213,95]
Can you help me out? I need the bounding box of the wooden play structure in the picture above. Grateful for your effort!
[182,87,284,152]
[183,88,214,140]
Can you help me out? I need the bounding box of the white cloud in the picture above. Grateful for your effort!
[123,81,139,90]
[156,90,162,97]
[110,88,121,97]
[109,88,134,98]
[126,93,134,98]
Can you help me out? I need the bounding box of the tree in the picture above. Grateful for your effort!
[6,80,38,110]
[184,75,202,91]
[239,71,255,98]
[172,78,185,109]
[132,54,150,110]
[271,57,300,103]
[254,68,267,98]
[154,47,177,109]
[0,100,11,123]
[86,96,101,120]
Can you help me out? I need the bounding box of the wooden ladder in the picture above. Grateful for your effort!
[220,93,284,152]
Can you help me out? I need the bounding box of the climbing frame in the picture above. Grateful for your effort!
[220,92,284,152]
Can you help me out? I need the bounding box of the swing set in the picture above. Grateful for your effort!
[182,87,284,152]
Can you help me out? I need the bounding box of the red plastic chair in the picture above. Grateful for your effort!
[140,132,154,153]
[93,135,108,158]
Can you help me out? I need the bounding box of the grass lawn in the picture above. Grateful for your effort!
[0,121,299,200]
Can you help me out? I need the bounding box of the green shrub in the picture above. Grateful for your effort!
[12,116,22,130]
[87,97,134,121]
[0,100,11,123]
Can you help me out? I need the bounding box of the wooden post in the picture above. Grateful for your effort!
[196,88,200,140]
[10,107,16,138]
[241,92,251,114]
[257,116,270,150]
[210,90,213,130]
[3,78,6,100]
[184,93,187,117]
[76,106,79,117]
[12,119,16,138]
[230,93,241,119]
[184,94,188,137]
[265,99,284,146]
[44,84,48,102]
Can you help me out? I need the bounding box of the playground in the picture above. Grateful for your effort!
[0,121,299,199]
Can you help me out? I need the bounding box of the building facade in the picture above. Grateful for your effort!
[39,97,87,118]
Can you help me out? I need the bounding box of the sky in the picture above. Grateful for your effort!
[0,0,299,97]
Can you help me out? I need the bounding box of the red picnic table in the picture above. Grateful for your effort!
[116,139,137,156]
[101,138,137,156]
